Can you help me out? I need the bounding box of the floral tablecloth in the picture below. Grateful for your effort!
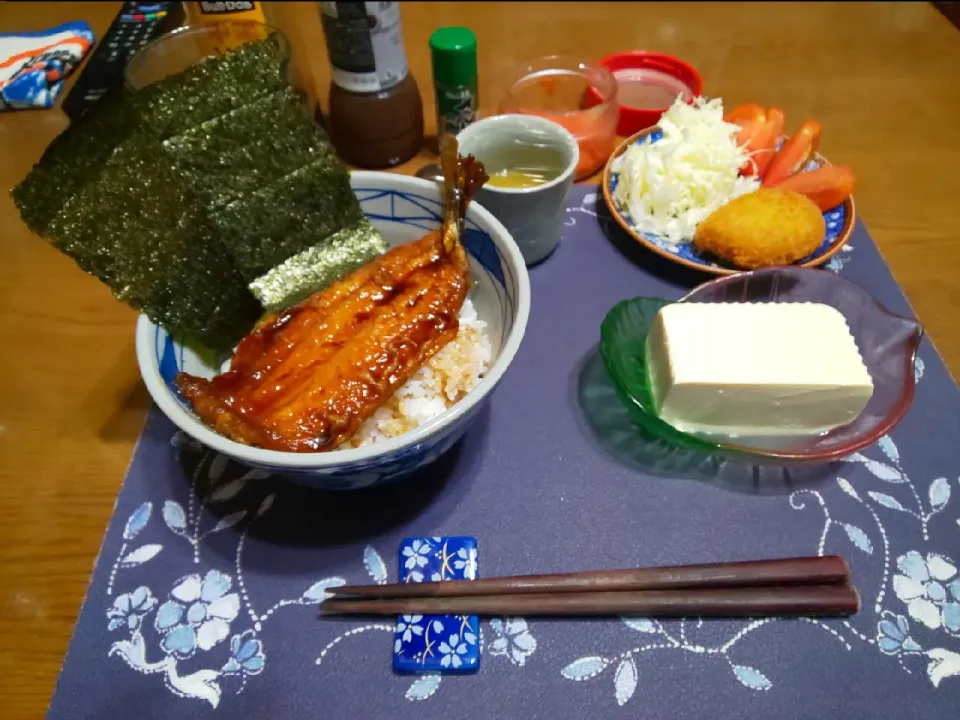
[47,186,960,719]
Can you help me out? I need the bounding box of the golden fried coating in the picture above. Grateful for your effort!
[693,188,826,269]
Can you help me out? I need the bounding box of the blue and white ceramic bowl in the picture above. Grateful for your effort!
[136,172,530,490]
[602,128,856,276]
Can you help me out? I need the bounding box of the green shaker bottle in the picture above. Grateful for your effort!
[429,27,478,140]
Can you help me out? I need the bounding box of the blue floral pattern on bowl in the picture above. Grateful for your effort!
[607,130,852,273]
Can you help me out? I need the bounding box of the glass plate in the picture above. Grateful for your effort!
[600,267,924,465]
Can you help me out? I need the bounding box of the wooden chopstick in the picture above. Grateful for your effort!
[320,583,860,618]
[330,556,849,599]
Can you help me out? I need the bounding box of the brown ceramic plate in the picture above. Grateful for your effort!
[601,127,856,276]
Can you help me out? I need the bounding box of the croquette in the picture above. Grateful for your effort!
[693,188,826,269]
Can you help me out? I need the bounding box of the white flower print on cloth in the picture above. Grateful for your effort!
[155,569,240,658]
[222,630,265,677]
[102,402,960,714]
[876,612,923,656]
[105,445,349,709]
[825,244,854,273]
[893,551,960,633]
[489,618,537,666]
[559,428,960,704]
[107,587,157,632]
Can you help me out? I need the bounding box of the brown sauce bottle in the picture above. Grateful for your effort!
[319,1,424,168]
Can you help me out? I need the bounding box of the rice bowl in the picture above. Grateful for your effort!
[136,171,530,490]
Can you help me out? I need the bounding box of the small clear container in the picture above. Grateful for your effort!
[498,55,618,181]
[124,21,290,90]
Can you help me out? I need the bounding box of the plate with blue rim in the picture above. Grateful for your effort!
[600,127,856,276]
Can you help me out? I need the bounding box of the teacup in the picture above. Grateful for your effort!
[457,114,579,265]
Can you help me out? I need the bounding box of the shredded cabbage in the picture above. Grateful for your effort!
[612,96,760,246]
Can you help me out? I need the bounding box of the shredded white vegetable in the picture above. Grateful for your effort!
[612,96,760,246]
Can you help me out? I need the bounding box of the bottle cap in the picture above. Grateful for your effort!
[429,27,477,88]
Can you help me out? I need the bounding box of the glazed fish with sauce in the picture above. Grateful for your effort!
[176,137,489,452]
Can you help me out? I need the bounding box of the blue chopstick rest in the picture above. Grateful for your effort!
[393,536,480,674]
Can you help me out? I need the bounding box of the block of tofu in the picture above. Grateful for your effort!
[644,302,874,438]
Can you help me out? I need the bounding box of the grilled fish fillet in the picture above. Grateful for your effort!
[176,137,489,452]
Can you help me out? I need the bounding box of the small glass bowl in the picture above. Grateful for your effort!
[498,55,618,181]
[600,267,924,465]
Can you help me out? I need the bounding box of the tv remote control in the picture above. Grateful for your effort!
[61,2,185,120]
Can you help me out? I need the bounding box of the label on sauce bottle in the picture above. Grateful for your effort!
[192,1,264,18]
[319,1,410,94]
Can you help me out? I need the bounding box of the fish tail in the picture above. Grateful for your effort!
[439,134,489,254]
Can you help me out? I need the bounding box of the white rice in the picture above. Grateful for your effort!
[344,296,492,448]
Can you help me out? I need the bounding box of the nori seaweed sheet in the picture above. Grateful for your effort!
[45,138,261,351]
[210,156,364,283]
[11,33,386,350]
[41,135,146,285]
[250,218,388,311]
[12,33,288,234]
[161,87,336,209]
[133,32,287,138]
[11,87,138,236]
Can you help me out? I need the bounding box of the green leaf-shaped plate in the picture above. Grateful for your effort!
[599,297,722,455]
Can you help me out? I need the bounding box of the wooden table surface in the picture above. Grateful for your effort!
[1,2,958,716]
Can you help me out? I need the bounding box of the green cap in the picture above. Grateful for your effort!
[429,27,478,87]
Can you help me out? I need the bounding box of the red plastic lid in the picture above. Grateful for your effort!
[587,51,703,136]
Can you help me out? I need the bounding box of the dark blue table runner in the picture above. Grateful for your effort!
[48,186,960,719]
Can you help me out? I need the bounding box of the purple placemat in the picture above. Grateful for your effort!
[48,186,960,719]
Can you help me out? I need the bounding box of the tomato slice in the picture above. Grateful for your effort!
[765,107,786,139]
[752,107,785,178]
[725,103,766,147]
[741,108,786,178]
[762,120,822,187]
[770,165,856,211]
[725,103,766,127]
